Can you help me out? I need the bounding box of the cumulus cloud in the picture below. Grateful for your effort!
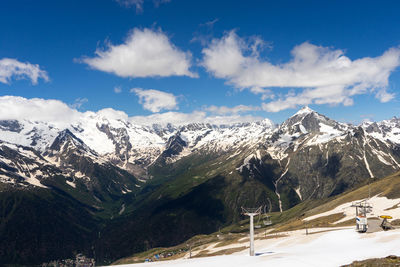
[96,108,129,121]
[202,31,400,112]
[0,96,80,128]
[205,104,260,115]
[0,96,130,128]
[131,88,178,112]
[0,96,261,128]
[81,28,196,78]
[0,58,49,85]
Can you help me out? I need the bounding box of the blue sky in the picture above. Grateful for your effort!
[1,0,400,125]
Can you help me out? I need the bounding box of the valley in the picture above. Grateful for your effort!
[1,106,400,265]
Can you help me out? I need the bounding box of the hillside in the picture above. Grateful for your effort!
[1,106,400,265]
[113,171,400,266]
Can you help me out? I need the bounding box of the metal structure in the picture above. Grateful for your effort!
[380,215,393,231]
[262,204,272,225]
[263,215,272,226]
[255,205,272,228]
[241,206,262,256]
[351,200,372,233]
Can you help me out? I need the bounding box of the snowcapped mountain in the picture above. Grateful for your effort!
[0,112,275,185]
[0,106,399,197]
[1,106,400,265]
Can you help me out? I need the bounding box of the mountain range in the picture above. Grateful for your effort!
[1,106,400,265]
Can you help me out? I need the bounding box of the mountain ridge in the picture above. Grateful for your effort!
[1,106,400,264]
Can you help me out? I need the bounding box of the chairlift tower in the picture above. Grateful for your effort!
[241,206,262,256]
[351,200,372,232]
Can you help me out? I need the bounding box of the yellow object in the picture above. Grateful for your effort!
[380,215,393,219]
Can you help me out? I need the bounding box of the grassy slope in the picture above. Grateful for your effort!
[343,255,400,267]
[112,171,400,265]
[97,149,284,264]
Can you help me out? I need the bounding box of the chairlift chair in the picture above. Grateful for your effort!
[262,204,272,225]
[263,216,272,226]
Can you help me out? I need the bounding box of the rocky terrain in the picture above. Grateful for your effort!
[1,106,400,265]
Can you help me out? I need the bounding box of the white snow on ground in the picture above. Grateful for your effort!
[363,148,374,178]
[294,106,314,116]
[66,180,76,188]
[119,204,126,215]
[227,150,242,160]
[377,154,392,166]
[25,176,48,188]
[299,124,307,134]
[389,154,400,168]
[306,123,344,146]
[304,195,400,224]
[295,186,302,200]
[362,119,400,145]
[111,228,400,267]
[236,154,255,172]
[274,158,290,212]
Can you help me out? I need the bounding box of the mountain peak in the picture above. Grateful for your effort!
[294,106,315,116]
[282,105,340,134]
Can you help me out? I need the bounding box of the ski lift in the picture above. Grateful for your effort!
[380,215,393,231]
[261,204,272,226]
[263,215,272,226]
[351,200,372,233]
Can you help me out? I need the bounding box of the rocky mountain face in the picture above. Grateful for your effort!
[1,107,400,264]
[262,107,400,211]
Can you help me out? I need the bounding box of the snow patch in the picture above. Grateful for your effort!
[26,176,48,188]
[66,180,76,188]
[299,124,307,134]
[295,186,302,201]
[113,227,400,267]
[363,151,374,178]
[304,195,400,224]
[236,154,255,172]
[119,204,126,215]
[294,106,314,116]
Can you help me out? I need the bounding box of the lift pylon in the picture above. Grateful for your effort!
[241,206,262,256]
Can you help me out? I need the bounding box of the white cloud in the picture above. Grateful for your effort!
[202,31,400,112]
[249,87,275,100]
[114,86,122,93]
[96,108,129,121]
[70,97,88,109]
[205,104,260,115]
[0,58,49,85]
[81,28,196,78]
[132,88,178,112]
[0,96,80,128]
[0,96,131,129]
[0,96,261,128]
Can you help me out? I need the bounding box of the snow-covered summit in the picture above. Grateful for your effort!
[293,105,315,116]
[1,102,400,188]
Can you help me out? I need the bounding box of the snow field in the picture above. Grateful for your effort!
[111,227,400,267]
[304,195,400,224]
